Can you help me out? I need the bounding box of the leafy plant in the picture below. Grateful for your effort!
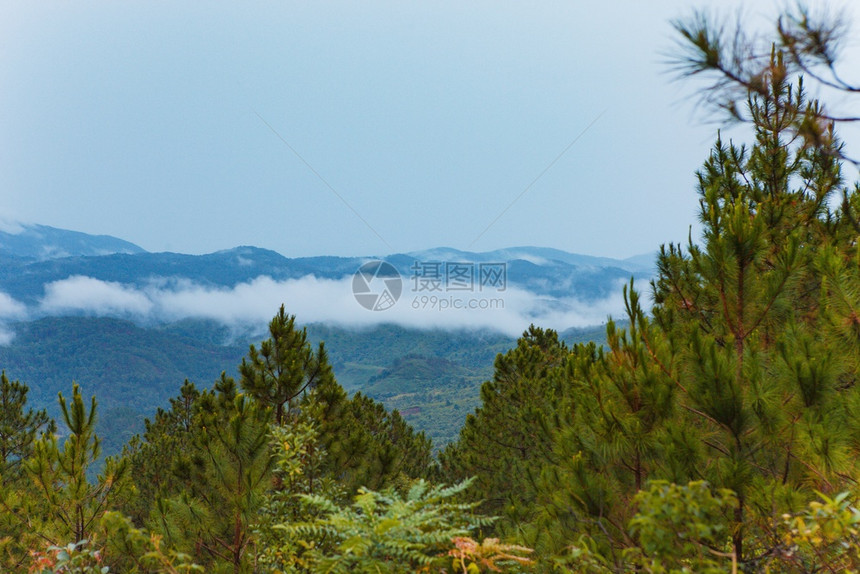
[274,478,492,573]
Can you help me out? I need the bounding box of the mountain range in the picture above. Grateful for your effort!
[0,222,145,260]
[0,223,653,306]
[0,223,653,449]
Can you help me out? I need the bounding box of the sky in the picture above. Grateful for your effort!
[1,1,858,260]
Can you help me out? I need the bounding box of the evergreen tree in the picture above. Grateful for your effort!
[670,3,860,168]
[15,384,131,553]
[528,288,682,559]
[239,305,325,425]
[0,372,56,569]
[441,326,569,527]
[452,61,860,570]
[540,71,857,567]
[240,305,433,493]
[155,385,273,573]
[121,380,204,525]
[647,68,855,563]
[0,370,55,478]
[304,368,433,494]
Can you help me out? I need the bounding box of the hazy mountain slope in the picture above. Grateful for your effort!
[0,225,654,307]
[409,246,652,273]
[0,317,247,414]
[0,315,613,449]
[0,223,145,260]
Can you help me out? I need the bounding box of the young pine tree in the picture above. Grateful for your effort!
[239,305,326,425]
[646,68,856,563]
[0,372,56,569]
[155,383,273,574]
[24,384,130,548]
[441,326,570,529]
[0,370,55,478]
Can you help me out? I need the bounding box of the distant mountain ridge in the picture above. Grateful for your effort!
[0,224,656,308]
[0,223,145,260]
[407,246,653,273]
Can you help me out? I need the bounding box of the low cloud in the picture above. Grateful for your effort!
[32,274,628,337]
[0,327,15,346]
[0,292,27,319]
[0,291,28,345]
[41,276,154,316]
[0,217,26,234]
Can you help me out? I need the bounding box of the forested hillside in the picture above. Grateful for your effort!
[0,316,606,452]
[3,5,860,573]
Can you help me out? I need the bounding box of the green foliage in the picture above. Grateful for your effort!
[0,384,130,570]
[557,484,860,574]
[338,391,433,488]
[555,480,736,573]
[436,56,860,570]
[448,537,534,573]
[240,305,326,425]
[0,370,55,477]
[646,71,857,563]
[272,478,491,573]
[628,481,736,573]
[113,306,438,571]
[238,305,434,493]
[0,371,57,569]
[7,42,860,570]
[777,491,860,572]
[96,511,203,573]
[154,389,273,572]
[28,512,203,573]
[526,289,681,556]
[121,380,203,525]
[442,326,569,528]
[254,420,341,571]
[25,384,131,545]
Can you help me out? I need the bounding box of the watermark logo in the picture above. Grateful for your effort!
[352,261,403,311]
[411,261,506,292]
[353,260,507,312]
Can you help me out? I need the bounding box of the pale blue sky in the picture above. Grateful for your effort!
[1,1,856,258]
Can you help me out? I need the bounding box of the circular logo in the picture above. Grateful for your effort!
[352,260,402,311]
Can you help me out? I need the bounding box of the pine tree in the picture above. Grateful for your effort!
[455,63,860,570]
[0,370,55,478]
[24,384,130,546]
[241,305,433,493]
[155,385,273,573]
[239,305,325,425]
[304,367,433,494]
[121,379,204,525]
[670,3,860,169]
[0,372,56,569]
[647,67,856,563]
[528,287,682,559]
[441,326,569,528]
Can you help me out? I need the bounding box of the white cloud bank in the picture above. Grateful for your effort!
[31,274,626,337]
[0,216,26,234]
[0,291,28,345]
[41,275,155,316]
